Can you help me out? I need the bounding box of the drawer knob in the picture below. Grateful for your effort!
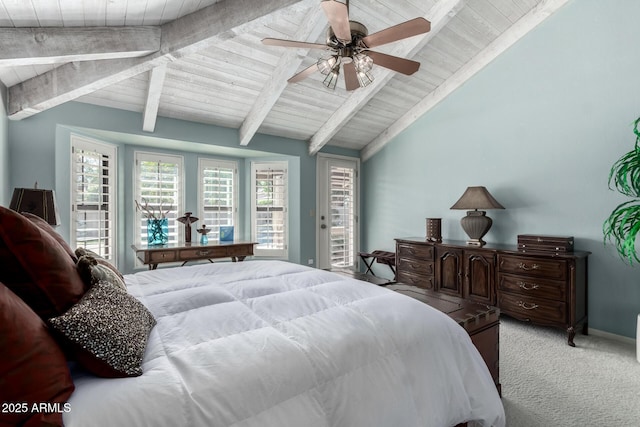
[517,301,539,310]
[518,281,540,291]
[198,250,210,256]
[517,262,540,271]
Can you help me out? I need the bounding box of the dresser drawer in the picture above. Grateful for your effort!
[497,273,566,301]
[397,257,434,276]
[149,250,177,263]
[180,247,225,260]
[498,292,566,324]
[397,243,434,261]
[498,254,567,280]
[397,271,434,290]
[227,243,254,257]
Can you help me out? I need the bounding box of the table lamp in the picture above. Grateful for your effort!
[9,183,60,226]
[450,186,504,246]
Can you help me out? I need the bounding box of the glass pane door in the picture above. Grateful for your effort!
[317,155,359,270]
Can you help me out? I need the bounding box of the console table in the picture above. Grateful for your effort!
[395,237,590,346]
[132,241,257,270]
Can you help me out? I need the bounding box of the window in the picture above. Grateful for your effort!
[251,162,288,258]
[70,135,117,262]
[134,152,183,246]
[329,164,356,268]
[198,158,238,241]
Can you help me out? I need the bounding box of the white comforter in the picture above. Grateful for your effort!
[64,260,504,427]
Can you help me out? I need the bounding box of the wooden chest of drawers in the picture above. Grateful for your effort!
[396,240,435,289]
[496,253,588,346]
[395,237,590,346]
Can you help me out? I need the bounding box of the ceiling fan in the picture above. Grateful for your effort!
[262,0,431,91]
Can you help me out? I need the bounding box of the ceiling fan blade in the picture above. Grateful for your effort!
[361,17,431,48]
[262,38,328,50]
[288,63,318,83]
[321,0,351,43]
[367,51,420,75]
[343,62,359,91]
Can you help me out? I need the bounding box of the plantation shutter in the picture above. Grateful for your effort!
[135,152,183,246]
[71,136,117,262]
[199,159,238,241]
[330,165,356,267]
[251,162,288,258]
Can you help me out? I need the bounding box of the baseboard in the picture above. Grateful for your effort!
[588,328,636,345]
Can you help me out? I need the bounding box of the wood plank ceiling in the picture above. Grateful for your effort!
[0,0,570,160]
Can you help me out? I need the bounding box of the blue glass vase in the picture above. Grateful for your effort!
[147,218,168,245]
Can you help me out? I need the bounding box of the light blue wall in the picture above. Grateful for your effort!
[362,0,640,338]
[8,101,357,274]
[0,82,8,206]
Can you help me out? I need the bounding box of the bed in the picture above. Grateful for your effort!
[0,207,504,427]
[67,260,503,427]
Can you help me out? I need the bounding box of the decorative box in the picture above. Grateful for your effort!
[517,234,574,253]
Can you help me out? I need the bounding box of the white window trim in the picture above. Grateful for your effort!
[251,161,288,258]
[70,134,118,264]
[197,158,239,240]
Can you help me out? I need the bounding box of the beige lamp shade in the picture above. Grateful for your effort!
[450,186,505,210]
[450,186,504,246]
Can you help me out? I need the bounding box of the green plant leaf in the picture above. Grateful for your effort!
[634,116,640,138]
[608,118,640,197]
[608,146,640,197]
[603,199,640,264]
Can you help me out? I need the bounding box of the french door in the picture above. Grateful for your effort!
[317,154,359,270]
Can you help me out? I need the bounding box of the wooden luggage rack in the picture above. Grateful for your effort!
[359,250,396,280]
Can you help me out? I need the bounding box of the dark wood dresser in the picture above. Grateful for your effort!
[395,237,590,346]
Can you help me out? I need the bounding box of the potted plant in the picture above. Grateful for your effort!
[604,117,640,264]
[603,116,640,363]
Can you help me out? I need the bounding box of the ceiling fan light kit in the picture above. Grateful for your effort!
[353,53,373,72]
[317,56,339,75]
[262,0,431,91]
[356,69,374,87]
[323,61,341,89]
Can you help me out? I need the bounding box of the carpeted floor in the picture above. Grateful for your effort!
[500,317,640,426]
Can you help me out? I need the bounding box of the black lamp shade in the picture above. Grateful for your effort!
[9,187,60,226]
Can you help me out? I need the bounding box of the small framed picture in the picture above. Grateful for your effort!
[219,226,234,242]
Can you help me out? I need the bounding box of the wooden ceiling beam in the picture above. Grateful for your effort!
[360,0,572,161]
[142,65,168,132]
[307,0,464,156]
[0,26,160,67]
[0,80,6,113]
[239,5,327,146]
[7,0,306,121]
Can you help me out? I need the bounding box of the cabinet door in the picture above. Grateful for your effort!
[464,250,495,305]
[435,246,463,297]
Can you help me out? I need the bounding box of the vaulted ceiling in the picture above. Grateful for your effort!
[0,0,570,160]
